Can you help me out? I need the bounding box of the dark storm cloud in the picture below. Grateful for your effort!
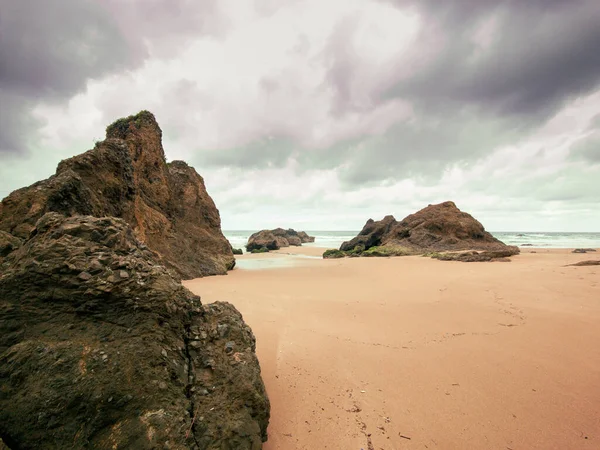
[0,0,222,155]
[382,0,600,120]
[0,0,134,154]
[308,0,600,187]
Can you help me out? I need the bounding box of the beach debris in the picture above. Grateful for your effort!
[573,248,597,253]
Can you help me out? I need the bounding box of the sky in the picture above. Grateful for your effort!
[1,0,599,232]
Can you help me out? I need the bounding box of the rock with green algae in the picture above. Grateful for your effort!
[0,213,269,449]
[336,201,519,262]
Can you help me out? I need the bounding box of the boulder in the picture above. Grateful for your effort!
[246,230,280,252]
[0,111,234,280]
[339,201,519,261]
[297,231,315,243]
[286,235,302,246]
[0,213,269,449]
[246,228,315,252]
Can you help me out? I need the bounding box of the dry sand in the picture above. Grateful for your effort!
[184,247,600,450]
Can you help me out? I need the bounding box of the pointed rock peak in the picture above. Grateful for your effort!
[439,201,457,208]
[105,110,162,141]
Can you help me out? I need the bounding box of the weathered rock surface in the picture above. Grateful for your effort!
[0,111,234,279]
[0,213,269,449]
[246,228,314,252]
[0,231,21,259]
[336,201,518,261]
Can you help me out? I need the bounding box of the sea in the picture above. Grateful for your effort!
[224,230,600,253]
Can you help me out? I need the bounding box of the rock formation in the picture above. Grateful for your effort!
[567,260,600,266]
[329,201,519,261]
[0,213,269,448]
[0,111,234,280]
[246,228,315,252]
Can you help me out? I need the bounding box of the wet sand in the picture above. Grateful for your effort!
[184,247,600,450]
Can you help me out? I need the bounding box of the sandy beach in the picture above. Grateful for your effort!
[184,247,600,450]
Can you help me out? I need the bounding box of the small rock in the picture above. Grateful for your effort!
[217,324,229,338]
[225,341,235,354]
[158,381,168,390]
[203,358,215,368]
[119,270,129,279]
[88,259,104,273]
[78,271,92,281]
[161,349,167,357]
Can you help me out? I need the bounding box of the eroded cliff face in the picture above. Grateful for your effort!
[0,111,234,279]
[0,213,269,449]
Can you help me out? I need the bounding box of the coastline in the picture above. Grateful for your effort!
[184,247,600,449]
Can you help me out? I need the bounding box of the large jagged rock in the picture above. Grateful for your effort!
[0,213,269,449]
[338,201,519,260]
[246,228,314,252]
[0,111,234,279]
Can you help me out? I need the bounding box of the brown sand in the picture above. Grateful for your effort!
[184,248,600,450]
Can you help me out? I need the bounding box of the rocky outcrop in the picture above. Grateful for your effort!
[0,213,269,449]
[567,260,600,266]
[246,228,315,252]
[334,201,518,261]
[0,111,234,279]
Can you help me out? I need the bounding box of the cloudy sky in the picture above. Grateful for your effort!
[1,0,599,231]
